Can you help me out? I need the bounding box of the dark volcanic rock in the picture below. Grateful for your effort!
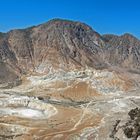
[123,108,140,139]
[111,108,140,140]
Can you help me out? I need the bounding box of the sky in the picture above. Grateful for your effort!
[0,0,140,38]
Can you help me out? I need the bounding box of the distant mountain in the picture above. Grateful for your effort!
[0,19,139,85]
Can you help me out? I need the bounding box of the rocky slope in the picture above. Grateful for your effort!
[0,19,140,140]
[0,18,139,85]
[0,68,140,140]
[103,33,140,71]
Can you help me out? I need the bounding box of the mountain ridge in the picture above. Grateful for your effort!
[0,19,139,86]
[1,19,139,40]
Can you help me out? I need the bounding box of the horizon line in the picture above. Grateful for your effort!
[0,18,139,39]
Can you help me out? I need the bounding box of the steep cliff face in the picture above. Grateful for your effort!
[0,19,140,85]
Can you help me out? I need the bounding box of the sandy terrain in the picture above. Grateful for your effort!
[0,69,140,140]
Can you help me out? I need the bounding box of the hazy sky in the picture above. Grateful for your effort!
[0,0,140,38]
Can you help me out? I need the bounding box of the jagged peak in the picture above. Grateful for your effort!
[37,18,95,33]
[103,33,140,44]
[121,33,139,41]
[46,18,91,27]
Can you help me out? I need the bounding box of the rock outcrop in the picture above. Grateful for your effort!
[110,108,140,140]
